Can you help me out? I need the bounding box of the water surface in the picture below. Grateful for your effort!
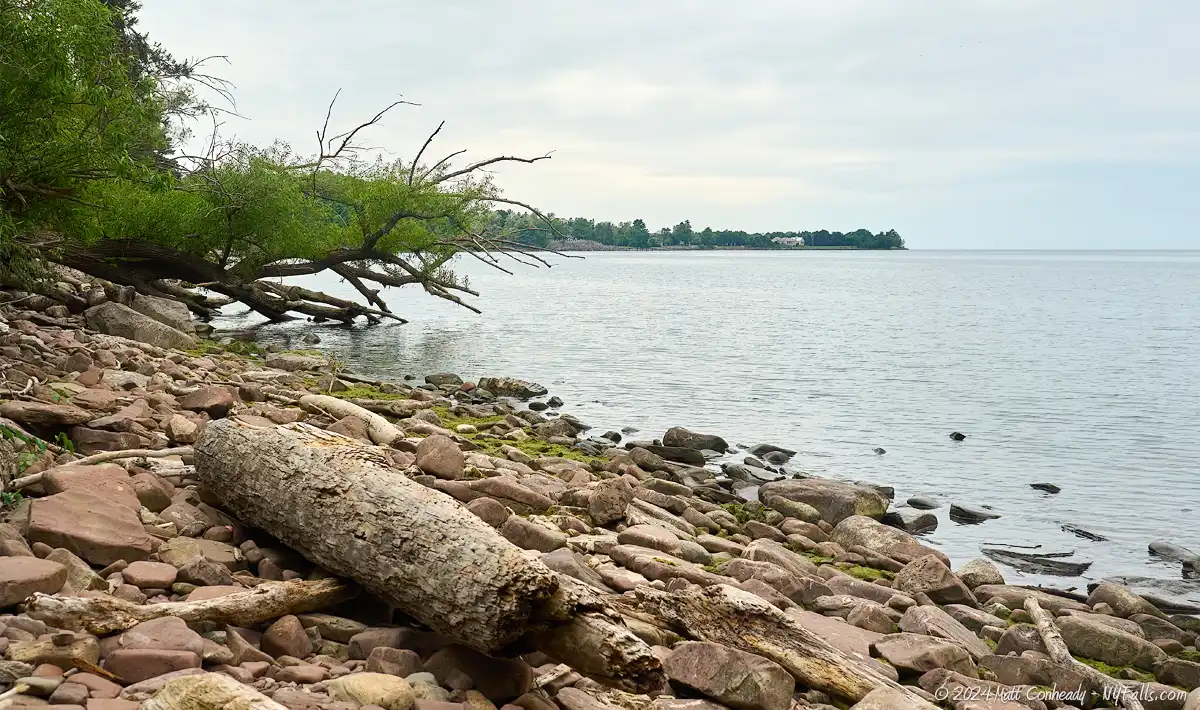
[217,250,1200,594]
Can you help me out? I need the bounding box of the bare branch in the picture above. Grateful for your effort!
[409,121,445,186]
[433,153,553,185]
[417,149,467,183]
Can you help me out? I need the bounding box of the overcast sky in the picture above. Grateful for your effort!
[140,1,1198,249]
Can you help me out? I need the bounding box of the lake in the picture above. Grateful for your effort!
[216,250,1200,594]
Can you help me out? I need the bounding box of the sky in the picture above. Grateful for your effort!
[139,1,1200,249]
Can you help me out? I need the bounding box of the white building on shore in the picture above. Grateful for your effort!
[771,236,805,247]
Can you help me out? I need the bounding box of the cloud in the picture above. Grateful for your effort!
[140,0,1200,248]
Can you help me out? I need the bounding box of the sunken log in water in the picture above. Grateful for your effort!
[192,419,664,693]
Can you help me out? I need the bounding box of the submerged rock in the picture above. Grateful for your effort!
[948,503,999,524]
[477,377,547,399]
[663,427,728,453]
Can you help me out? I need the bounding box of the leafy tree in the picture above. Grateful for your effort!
[1,0,562,322]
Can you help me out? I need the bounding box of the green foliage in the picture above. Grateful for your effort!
[835,563,895,581]
[720,502,769,525]
[0,424,49,472]
[800,550,835,565]
[1178,649,1200,663]
[332,384,408,401]
[1072,655,1155,683]
[491,210,905,250]
[54,431,75,455]
[0,0,168,280]
[0,490,22,510]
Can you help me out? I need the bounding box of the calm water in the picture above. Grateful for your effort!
[217,251,1200,595]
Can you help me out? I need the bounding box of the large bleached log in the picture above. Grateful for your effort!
[193,420,664,693]
[1024,597,1143,710]
[297,393,405,446]
[24,578,355,635]
[142,672,286,710]
[636,585,940,708]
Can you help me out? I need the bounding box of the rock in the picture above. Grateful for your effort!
[784,609,883,660]
[41,464,140,511]
[176,558,235,587]
[115,617,204,661]
[477,378,547,400]
[84,302,195,350]
[955,559,1005,589]
[757,480,888,525]
[898,605,991,660]
[662,427,728,453]
[27,490,153,566]
[130,294,193,333]
[949,432,966,441]
[326,673,416,710]
[262,615,313,659]
[540,548,611,592]
[906,497,940,510]
[643,445,705,467]
[275,664,329,683]
[881,509,937,534]
[498,517,566,553]
[829,516,949,568]
[1157,658,1200,690]
[121,560,178,589]
[116,668,205,702]
[972,585,1090,615]
[895,556,977,606]
[0,401,93,427]
[0,557,67,607]
[157,537,244,570]
[164,414,200,444]
[948,504,1000,523]
[416,435,465,480]
[1086,582,1164,619]
[850,687,925,709]
[761,496,821,524]
[663,641,794,710]
[48,682,90,706]
[1056,614,1167,671]
[296,614,367,644]
[943,605,1007,633]
[846,603,896,634]
[588,477,633,525]
[466,498,510,527]
[179,387,236,419]
[870,633,978,677]
[368,647,424,677]
[45,548,106,592]
[130,473,174,512]
[426,374,463,387]
[265,353,327,371]
[423,645,533,701]
[67,427,141,455]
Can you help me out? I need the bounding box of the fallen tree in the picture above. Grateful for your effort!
[192,420,665,694]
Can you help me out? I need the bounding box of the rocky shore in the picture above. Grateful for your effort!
[0,276,1199,710]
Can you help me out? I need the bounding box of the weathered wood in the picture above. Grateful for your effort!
[24,578,354,635]
[297,394,405,446]
[11,446,194,490]
[141,671,286,710]
[636,584,940,707]
[193,420,664,693]
[1024,597,1143,710]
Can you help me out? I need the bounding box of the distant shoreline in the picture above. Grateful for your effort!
[548,239,906,253]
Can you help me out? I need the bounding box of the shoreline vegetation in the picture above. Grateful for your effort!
[490,212,906,251]
[546,240,896,252]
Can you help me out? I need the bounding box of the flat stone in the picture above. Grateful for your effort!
[120,561,177,589]
[325,673,416,710]
[178,387,236,419]
[898,605,991,660]
[104,648,201,684]
[663,641,794,710]
[0,557,67,607]
[870,633,978,677]
[895,556,978,606]
[829,516,949,567]
[115,617,204,658]
[45,548,106,592]
[84,302,195,350]
[423,645,533,701]
[262,615,313,659]
[40,464,139,511]
[757,479,888,524]
[157,537,245,570]
[415,435,464,480]
[0,401,92,427]
[1056,614,1167,671]
[27,491,153,566]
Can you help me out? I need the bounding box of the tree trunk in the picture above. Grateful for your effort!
[192,420,664,694]
[24,578,355,635]
[635,585,940,707]
[1024,597,1143,710]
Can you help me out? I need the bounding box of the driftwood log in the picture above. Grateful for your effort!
[10,446,194,490]
[142,671,286,710]
[635,585,940,707]
[1024,597,1144,710]
[193,420,664,693]
[24,578,355,635]
[297,394,405,446]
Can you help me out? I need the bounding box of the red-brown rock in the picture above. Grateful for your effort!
[41,464,140,511]
[27,490,153,566]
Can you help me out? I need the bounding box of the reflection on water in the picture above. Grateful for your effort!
[216,250,1200,592]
